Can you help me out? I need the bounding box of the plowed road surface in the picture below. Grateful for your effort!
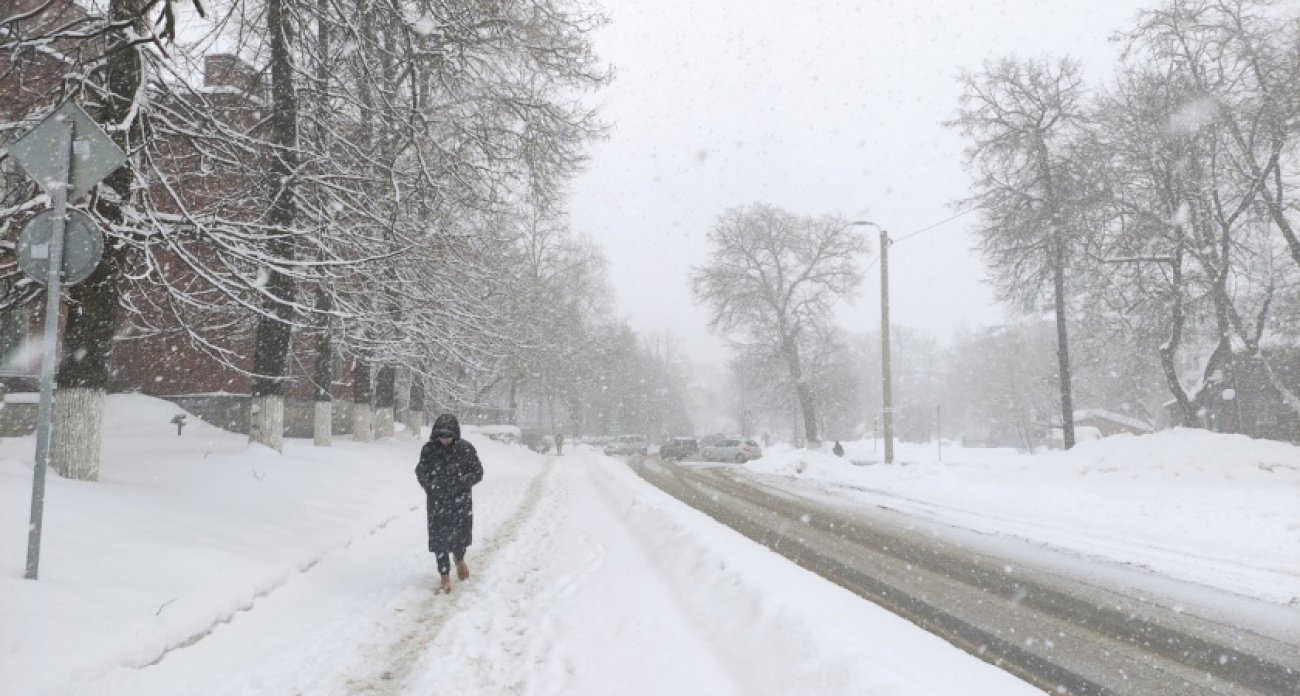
[629,458,1299,696]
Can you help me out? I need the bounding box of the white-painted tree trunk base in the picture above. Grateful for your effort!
[374,408,394,439]
[404,410,423,439]
[352,403,373,442]
[313,401,332,447]
[51,387,103,482]
[249,395,284,452]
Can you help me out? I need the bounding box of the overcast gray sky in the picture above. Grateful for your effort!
[568,0,1149,367]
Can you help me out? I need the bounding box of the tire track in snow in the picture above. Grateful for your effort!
[343,459,559,696]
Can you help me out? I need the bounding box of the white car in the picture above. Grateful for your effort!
[699,438,762,463]
[603,434,648,456]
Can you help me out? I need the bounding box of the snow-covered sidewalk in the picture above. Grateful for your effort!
[2,395,1036,695]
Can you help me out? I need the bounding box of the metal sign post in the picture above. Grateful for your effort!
[10,101,125,580]
[23,114,72,581]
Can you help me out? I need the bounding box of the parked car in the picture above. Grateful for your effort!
[659,437,699,461]
[603,434,648,456]
[698,433,725,448]
[700,438,763,463]
[520,432,552,454]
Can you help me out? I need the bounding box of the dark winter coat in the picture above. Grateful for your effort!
[415,414,484,554]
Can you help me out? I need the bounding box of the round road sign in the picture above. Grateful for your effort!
[16,209,104,285]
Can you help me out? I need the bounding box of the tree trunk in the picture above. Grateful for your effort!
[249,395,285,451]
[352,358,373,442]
[50,388,103,480]
[372,406,393,440]
[51,256,118,479]
[1158,244,1199,427]
[248,0,300,451]
[794,381,819,447]
[374,364,395,438]
[1050,230,1075,449]
[313,400,331,446]
[405,379,425,439]
[312,290,333,446]
[50,0,139,480]
[352,402,373,442]
[780,335,819,446]
[308,0,333,449]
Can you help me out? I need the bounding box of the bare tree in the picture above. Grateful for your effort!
[3,0,609,469]
[690,203,867,446]
[949,56,1089,449]
[1081,0,1300,431]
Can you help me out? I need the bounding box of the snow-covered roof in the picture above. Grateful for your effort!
[468,424,522,437]
[1073,409,1153,433]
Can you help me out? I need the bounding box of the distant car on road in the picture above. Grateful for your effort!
[659,437,699,461]
[603,434,648,456]
[699,438,762,463]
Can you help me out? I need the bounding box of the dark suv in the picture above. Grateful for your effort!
[659,437,699,461]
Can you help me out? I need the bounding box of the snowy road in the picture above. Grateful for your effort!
[628,457,1300,696]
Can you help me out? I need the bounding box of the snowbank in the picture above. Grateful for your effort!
[746,429,1300,604]
[0,395,428,695]
[466,423,520,444]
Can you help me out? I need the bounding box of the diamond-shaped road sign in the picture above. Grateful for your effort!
[8,101,126,202]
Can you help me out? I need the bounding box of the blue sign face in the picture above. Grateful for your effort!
[16,210,105,285]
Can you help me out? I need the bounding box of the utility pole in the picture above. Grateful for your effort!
[852,221,894,464]
[879,226,894,464]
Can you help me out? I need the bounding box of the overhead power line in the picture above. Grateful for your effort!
[892,207,977,244]
[860,206,978,272]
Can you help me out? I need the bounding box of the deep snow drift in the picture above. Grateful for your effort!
[2,394,1296,695]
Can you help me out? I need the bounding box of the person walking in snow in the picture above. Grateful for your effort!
[416,414,484,594]
[555,432,564,455]
[832,440,844,457]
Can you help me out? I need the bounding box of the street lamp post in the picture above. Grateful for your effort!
[852,221,894,464]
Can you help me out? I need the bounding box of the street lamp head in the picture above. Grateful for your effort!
[849,220,886,237]
[850,220,888,245]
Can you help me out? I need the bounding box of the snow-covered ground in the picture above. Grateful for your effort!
[2,394,1296,695]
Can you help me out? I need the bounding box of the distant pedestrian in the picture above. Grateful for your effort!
[555,432,565,455]
[415,414,484,594]
[832,440,844,457]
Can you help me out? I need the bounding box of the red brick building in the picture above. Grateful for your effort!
[2,4,357,433]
